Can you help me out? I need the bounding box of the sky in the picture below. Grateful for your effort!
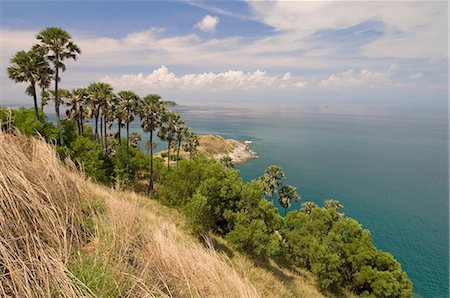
[0,0,448,106]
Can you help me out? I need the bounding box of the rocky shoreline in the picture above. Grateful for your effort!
[215,139,258,164]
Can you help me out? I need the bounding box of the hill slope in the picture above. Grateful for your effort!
[0,132,323,297]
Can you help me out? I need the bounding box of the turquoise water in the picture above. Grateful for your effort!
[44,98,448,297]
[166,100,448,297]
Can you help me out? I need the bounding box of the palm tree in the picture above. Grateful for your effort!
[174,123,187,168]
[137,94,166,191]
[300,201,319,216]
[129,132,141,148]
[261,165,286,204]
[87,82,113,143]
[32,45,54,112]
[7,49,48,119]
[36,27,81,145]
[183,130,199,159]
[61,88,87,135]
[158,111,181,170]
[220,156,234,169]
[278,184,300,216]
[324,199,344,220]
[117,90,140,172]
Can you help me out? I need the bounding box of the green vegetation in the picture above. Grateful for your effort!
[3,26,413,297]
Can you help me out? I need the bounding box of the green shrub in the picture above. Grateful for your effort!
[70,136,114,183]
[11,107,58,140]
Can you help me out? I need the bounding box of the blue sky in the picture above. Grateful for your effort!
[0,1,448,105]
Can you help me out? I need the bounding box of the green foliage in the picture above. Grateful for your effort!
[160,155,225,207]
[112,142,152,187]
[69,252,122,297]
[11,107,58,139]
[70,136,114,183]
[185,193,213,236]
[281,208,413,296]
[225,196,282,258]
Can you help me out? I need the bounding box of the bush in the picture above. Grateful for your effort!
[70,136,114,183]
[11,107,58,140]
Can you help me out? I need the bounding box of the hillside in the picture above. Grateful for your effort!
[0,131,324,297]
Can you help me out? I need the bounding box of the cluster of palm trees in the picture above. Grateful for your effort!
[44,81,200,191]
[7,27,81,145]
[7,27,200,192]
[261,165,300,215]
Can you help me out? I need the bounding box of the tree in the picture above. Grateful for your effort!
[158,111,182,170]
[32,45,54,112]
[7,49,49,119]
[183,130,199,159]
[136,94,166,191]
[110,94,123,144]
[260,165,285,204]
[220,156,234,169]
[278,184,300,216]
[129,132,141,148]
[324,199,344,220]
[174,123,187,168]
[300,201,319,216]
[117,90,140,173]
[36,27,81,145]
[87,82,113,144]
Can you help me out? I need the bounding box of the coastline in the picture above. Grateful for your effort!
[154,134,258,165]
[215,139,258,164]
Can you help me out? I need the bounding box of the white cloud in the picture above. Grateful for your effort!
[101,66,308,92]
[195,15,220,33]
[409,72,423,80]
[319,64,399,89]
[101,64,413,92]
[248,1,447,60]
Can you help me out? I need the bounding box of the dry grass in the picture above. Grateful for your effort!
[0,132,83,297]
[0,131,324,297]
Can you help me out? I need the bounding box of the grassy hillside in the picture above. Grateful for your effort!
[0,131,324,297]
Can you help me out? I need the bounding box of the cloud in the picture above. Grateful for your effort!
[195,15,220,33]
[409,72,423,80]
[248,1,447,60]
[101,64,414,93]
[101,65,308,92]
[319,64,399,89]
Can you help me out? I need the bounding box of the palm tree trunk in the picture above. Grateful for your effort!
[126,122,130,173]
[149,130,154,192]
[103,114,107,147]
[54,66,64,146]
[100,115,103,148]
[80,107,84,134]
[167,143,170,170]
[118,120,122,144]
[40,87,45,111]
[176,139,181,168]
[94,110,99,141]
[77,117,81,135]
[31,82,39,120]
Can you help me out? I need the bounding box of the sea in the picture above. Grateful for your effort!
[30,95,450,297]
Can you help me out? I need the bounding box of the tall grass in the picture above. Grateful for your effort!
[0,132,83,296]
